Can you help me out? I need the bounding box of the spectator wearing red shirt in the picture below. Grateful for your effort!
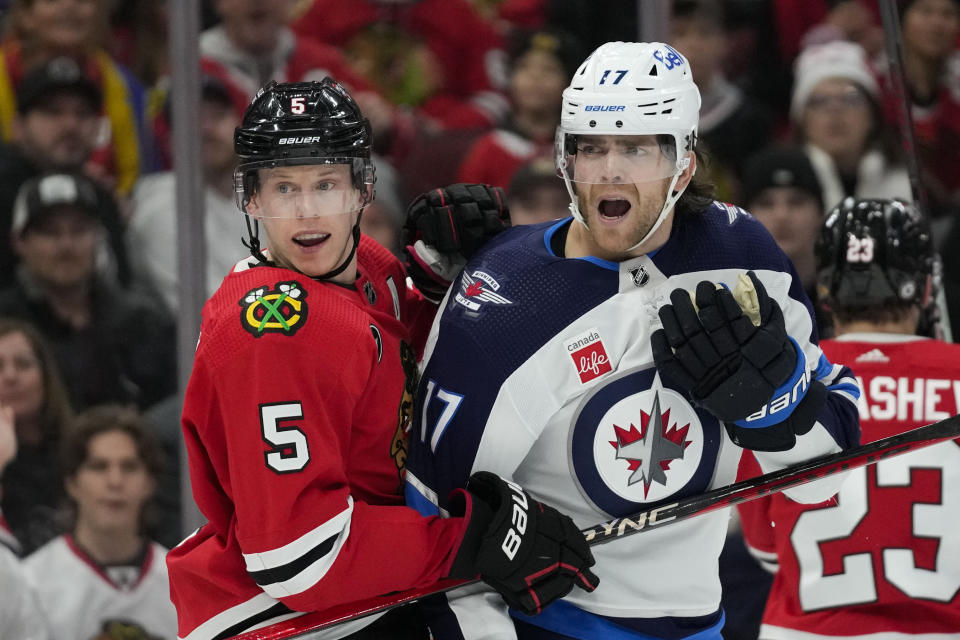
[291,0,510,130]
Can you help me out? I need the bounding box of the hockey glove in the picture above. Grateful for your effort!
[403,183,510,303]
[651,271,826,451]
[448,471,598,615]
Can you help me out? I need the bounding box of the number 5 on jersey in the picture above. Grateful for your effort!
[260,402,310,473]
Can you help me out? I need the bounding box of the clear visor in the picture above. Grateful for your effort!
[557,132,680,185]
[236,158,373,218]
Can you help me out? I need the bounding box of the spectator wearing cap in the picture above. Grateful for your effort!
[791,41,912,213]
[0,0,151,196]
[0,173,175,412]
[127,74,248,315]
[743,147,825,291]
[507,156,570,226]
[457,28,583,190]
[669,0,774,202]
[0,56,129,290]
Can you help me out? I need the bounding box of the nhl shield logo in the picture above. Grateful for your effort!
[629,265,649,287]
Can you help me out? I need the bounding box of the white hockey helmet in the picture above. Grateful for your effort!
[556,42,701,245]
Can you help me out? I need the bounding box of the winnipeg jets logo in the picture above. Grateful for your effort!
[571,369,711,514]
[454,270,513,312]
[610,391,691,497]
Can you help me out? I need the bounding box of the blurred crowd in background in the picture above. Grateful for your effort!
[0,1,958,638]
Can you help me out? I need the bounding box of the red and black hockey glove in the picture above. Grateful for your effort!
[651,271,826,452]
[448,471,598,615]
[402,183,510,303]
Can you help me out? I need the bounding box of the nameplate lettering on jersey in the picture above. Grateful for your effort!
[857,376,960,423]
[565,328,612,384]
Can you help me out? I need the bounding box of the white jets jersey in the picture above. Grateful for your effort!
[405,206,861,640]
[23,535,177,640]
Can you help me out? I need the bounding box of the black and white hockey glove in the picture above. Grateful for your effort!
[448,472,598,615]
[402,183,510,303]
[650,271,827,452]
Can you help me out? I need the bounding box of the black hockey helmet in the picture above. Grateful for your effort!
[233,79,375,278]
[233,78,375,213]
[815,197,935,309]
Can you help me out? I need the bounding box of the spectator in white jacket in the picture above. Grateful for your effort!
[791,41,912,212]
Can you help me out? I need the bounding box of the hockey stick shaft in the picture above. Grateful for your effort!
[876,0,953,342]
[877,0,925,211]
[233,415,960,639]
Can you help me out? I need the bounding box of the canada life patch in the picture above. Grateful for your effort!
[239,281,308,337]
[566,328,612,383]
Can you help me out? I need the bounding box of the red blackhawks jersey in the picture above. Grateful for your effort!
[738,333,960,640]
[166,237,469,640]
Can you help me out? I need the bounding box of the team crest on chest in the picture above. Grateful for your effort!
[570,367,717,516]
[239,281,308,337]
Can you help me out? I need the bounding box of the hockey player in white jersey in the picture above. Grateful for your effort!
[403,41,862,640]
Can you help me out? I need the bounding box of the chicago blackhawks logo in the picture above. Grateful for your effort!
[390,340,419,484]
[239,281,308,337]
[570,367,719,516]
[91,619,162,640]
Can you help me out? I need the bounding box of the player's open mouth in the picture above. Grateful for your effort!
[293,232,330,248]
[598,198,631,219]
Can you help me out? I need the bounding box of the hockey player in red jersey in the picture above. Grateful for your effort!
[738,197,960,639]
[165,78,597,640]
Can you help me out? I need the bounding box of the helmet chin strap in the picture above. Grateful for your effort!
[624,170,685,253]
[560,163,692,255]
[315,208,364,281]
[241,207,366,281]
